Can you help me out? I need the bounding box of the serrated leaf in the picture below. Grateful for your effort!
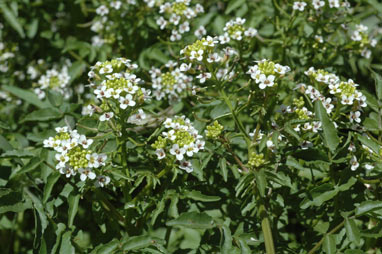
[314,101,339,152]
[166,212,215,229]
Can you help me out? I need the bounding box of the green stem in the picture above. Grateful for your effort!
[260,204,276,254]
[307,220,345,254]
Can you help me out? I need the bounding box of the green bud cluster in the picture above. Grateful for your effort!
[338,80,357,98]
[161,72,176,90]
[152,136,167,149]
[48,75,60,88]
[293,97,309,120]
[258,60,276,76]
[171,2,187,15]
[96,58,128,74]
[227,24,245,38]
[100,101,110,111]
[293,97,305,108]
[174,129,195,147]
[67,146,91,170]
[54,133,70,141]
[206,120,224,139]
[248,152,265,168]
[309,69,329,80]
[182,38,212,58]
[104,78,130,90]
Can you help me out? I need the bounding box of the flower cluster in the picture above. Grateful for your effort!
[220,17,257,43]
[248,152,265,168]
[34,65,71,100]
[152,116,205,173]
[293,0,350,12]
[350,24,378,59]
[150,60,193,101]
[205,120,224,139]
[88,58,150,123]
[247,59,290,89]
[43,127,110,187]
[156,0,204,41]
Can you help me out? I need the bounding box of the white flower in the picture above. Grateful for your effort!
[127,109,147,125]
[179,160,193,173]
[86,153,100,168]
[55,126,68,133]
[196,72,211,83]
[328,0,340,8]
[274,64,288,75]
[95,175,111,187]
[59,166,76,178]
[96,5,109,16]
[348,142,356,152]
[350,156,359,171]
[259,74,275,89]
[170,29,182,41]
[350,111,361,123]
[155,149,166,159]
[79,168,96,181]
[341,95,354,105]
[169,14,180,25]
[190,50,204,61]
[119,94,136,109]
[323,97,334,114]
[100,112,114,121]
[293,1,307,11]
[179,21,190,34]
[110,1,122,10]
[364,164,374,170]
[312,121,322,133]
[207,53,221,63]
[194,26,206,38]
[180,63,191,72]
[301,140,313,150]
[96,154,107,166]
[79,135,93,149]
[203,36,218,47]
[244,28,258,37]
[312,0,325,9]
[219,33,230,44]
[170,144,186,161]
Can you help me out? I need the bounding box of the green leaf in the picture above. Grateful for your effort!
[2,85,48,108]
[219,157,228,182]
[122,235,164,251]
[43,172,60,204]
[68,192,80,228]
[166,211,215,229]
[314,101,339,152]
[151,197,165,225]
[13,157,43,177]
[355,201,382,216]
[0,3,25,38]
[22,108,62,122]
[27,18,39,38]
[59,231,75,254]
[184,190,221,202]
[323,234,336,254]
[0,135,13,151]
[254,168,266,197]
[372,70,382,100]
[225,0,246,14]
[345,218,361,246]
[0,188,32,213]
[356,134,380,155]
[0,149,35,158]
[93,239,120,254]
[51,223,66,254]
[47,90,64,107]
[222,225,234,254]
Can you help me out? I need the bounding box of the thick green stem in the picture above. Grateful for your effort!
[260,204,276,254]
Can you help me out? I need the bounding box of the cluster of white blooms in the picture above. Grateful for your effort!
[152,116,205,173]
[220,17,257,43]
[150,61,193,101]
[34,65,71,99]
[88,58,151,123]
[293,0,350,11]
[247,59,290,89]
[0,42,16,73]
[350,24,378,59]
[304,67,367,109]
[156,0,205,41]
[43,127,110,187]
